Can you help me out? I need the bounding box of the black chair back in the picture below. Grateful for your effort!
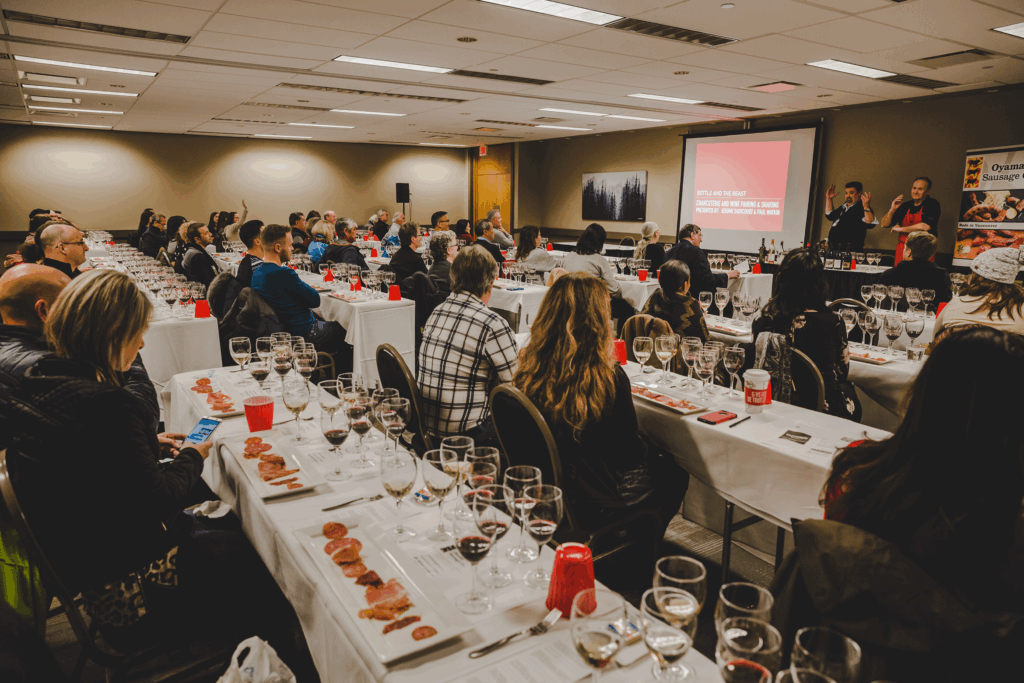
[790,348,825,412]
[375,344,433,455]
[827,298,871,313]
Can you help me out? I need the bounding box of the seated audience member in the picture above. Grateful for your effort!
[516,224,558,276]
[305,209,321,223]
[252,224,346,355]
[386,212,407,240]
[935,246,1024,337]
[801,327,1024,680]
[181,222,219,287]
[139,214,169,259]
[164,216,187,259]
[633,222,666,274]
[427,231,456,294]
[321,218,369,271]
[306,218,334,265]
[289,211,310,252]
[454,218,472,243]
[323,209,337,226]
[472,219,505,276]
[665,223,738,297]
[389,222,429,283]
[753,248,860,421]
[878,232,952,305]
[486,209,514,248]
[136,208,155,242]
[172,221,193,275]
[418,245,518,445]
[1,269,305,660]
[371,209,390,241]
[3,242,37,270]
[562,223,633,326]
[0,264,69,377]
[221,201,247,242]
[430,210,452,236]
[513,272,688,534]
[234,220,265,290]
[547,267,568,286]
[38,223,86,279]
[641,260,710,343]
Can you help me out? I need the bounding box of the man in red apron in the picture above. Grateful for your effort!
[880,177,941,265]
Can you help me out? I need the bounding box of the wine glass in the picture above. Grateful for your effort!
[871,284,887,311]
[722,347,745,397]
[680,337,702,390]
[454,495,494,614]
[653,556,708,612]
[472,480,514,590]
[368,386,396,444]
[887,285,904,312]
[883,314,903,356]
[855,310,872,346]
[839,308,856,337]
[467,446,502,483]
[703,341,724,394]
[272,340,293,392]
[640,587,700,683]
[655,336,676,385]
[570,587,628,682]
[864,314,881,348]
[347,397,375,468]
[522,484,562,589]
[904,315,925,350]
[160,286,178,318]
[634,336,653,375]
[731,293,743,321]
[715,289,730,318]
[921,289,935,316]
[441,436,475,522]
[695,350,716,402]
[381,397,410,454]
[293,346,317,404]
[380,449,418,542]
[230,337,251,374]
[699,291,712,315]
[319,386,351,482]
[715,583,773,638]
[281,379,309,444]
[790,627,862,683]
[859,285,872,306]
[256,336,273,365]
[905,287,922,314]
[717,618,782,683]
[504,465,542,563]
[248,355,269,391]
[423,448,459,542]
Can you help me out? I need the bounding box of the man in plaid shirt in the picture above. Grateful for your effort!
[418,245,519,445]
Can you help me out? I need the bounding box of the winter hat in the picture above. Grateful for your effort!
[971,247,1024,284]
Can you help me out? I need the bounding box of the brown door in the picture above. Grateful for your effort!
[472,144,513,227]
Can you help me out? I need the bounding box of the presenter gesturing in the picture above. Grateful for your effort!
[824,181,877,252]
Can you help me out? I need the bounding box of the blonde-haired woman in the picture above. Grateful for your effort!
[633,221,665,274]
[307,217,335,265]
[513,272,687,534]
[6,269,301,656]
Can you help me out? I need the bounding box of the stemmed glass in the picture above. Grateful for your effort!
[381,397,410,454]
[859,285,872,306]
[256,336,273,366]
[864,314,881,348]
[473,479,514,590]
[715,583,773,637]
[347,397,375,468]
[319,381,351,482]
[160,286,178,318]
[369,386,397,445]
[281,379,309,444]
[887,285,904,312]
[698,291,712,316]
[654,556,707,611]
[695,350,716,402]
[380,449,418,542]
[790,627,862,683]
[731,293,743,321]
[504,465,542,563]
[856,310,875,346]
[441,436,475,522]
[522,484,563,590]
[680,338,702,391]
[248,355,269,391]
[640,587,701,683]
[655,336,676,384]
[921,289,935,316]
[722,347,745,397]
[717,618,782,683]
[871,284,887,311]
[423,448,459,542]
[229,337,251,375]
[702,341,724,394]
[634,336,653,375]
[715,289,730,318]
[839,308,856,337]
[570,587,628,682]
[272,339,293,393]
[905,287,922,314]
[904,315,925,352]
[883,315,903,356]
[454,493,495,614]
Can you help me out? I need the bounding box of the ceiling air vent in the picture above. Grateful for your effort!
[474,127,502,132]
[477,119,537,127]
[878,74,957,89]
[213,117,291,125]
[700,102,763,112]
[3,10,191,44]
[908,49,993,69]
[532,117,564,122]
[604,18,737,47]
[448,70,554,86]
[276,83,465,103]
[242,102,329,111]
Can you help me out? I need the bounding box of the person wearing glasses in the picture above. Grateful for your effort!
[38,222,87,279]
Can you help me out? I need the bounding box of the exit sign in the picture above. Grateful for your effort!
[479,145,487,156]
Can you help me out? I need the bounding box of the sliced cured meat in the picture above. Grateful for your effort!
[253,442,273,452]
[365,578,405,607]
[412,626,437,641]
[195,378,211,386]
[212,403,234,412]
[258,452,280,462]
[358,603,412,621]
[286,482,304,490]
[192,386,213,394]
[322,522,348,539]
[341,561,367,578]
[270,477,299,486]
[356,570,383,588]
[323,538,353,555]
[330,538,363,564]
[244,437,263,445]
[257,456,285,469]
[243,452,260,460]
[382,616,420,635]
[260,468,299,482]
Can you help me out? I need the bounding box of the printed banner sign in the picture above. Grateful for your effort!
[953,144,1024,266]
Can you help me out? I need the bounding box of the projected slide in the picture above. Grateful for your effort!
[679,127,819,254]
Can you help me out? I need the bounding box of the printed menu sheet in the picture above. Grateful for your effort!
[448,640,593,683]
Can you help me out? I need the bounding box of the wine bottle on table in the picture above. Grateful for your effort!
[758,238,767,264]
[769,239,776,264]
[828,245,838,270]
[842,244,852,270]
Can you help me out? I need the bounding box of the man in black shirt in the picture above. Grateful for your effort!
[388,222,428,283]
[38,223,86,279]
[321,218,370,271]
[472,219,505,276]
[824,181,877,251]
[665,224,738,298]
[235,220,265,290]
[181,223,219,287]
[371,209,391,241]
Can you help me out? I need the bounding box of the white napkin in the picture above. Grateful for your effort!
[735,259,750,274]
[188,500,232,518]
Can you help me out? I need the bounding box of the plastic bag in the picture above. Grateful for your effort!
[217,636,296,683]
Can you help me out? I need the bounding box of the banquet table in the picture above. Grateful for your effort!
[141,315,221,396]
[487,281,548,332]
[166,367,724,683]
[213,253,241,276]
[551,240,634,257]
[613,276,661,311]
[822,266,886,301]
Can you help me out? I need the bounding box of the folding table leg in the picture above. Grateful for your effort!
[774,526,786,573]
[721,501,735,584]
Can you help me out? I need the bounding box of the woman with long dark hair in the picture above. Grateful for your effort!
[515,224,557,275]
[752,248,859,420]
[935,246,1024,337]
[562,223,634,328]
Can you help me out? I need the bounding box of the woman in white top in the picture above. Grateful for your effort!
[935,246,1024,338]
[516,225,558,275]
[561,223,634,328]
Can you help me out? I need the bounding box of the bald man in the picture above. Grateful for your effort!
[0,264,68,378]
[38,222,87,279]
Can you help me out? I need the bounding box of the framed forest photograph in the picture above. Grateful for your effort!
[582,171,648,222]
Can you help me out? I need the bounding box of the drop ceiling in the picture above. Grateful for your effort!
[0,0,1021,146]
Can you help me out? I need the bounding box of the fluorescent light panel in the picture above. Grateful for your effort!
[32,121,112,129]
[29,95,77,103]
[333,56,452,74]
[419,143,463,146]
[536,125,590,131]
[606,115,666,122]
[539,107,606,117]
[23,72,81,85]
[628,93,704,104]
[14,56,157,77]
[478,0,621,26]
[254,134,312,139]
[330,109,405,117]
[807,59,895,79]
[22,84,139,97]
[288,123,355,129]
[28,105,124,114]
[993,21,1024,39]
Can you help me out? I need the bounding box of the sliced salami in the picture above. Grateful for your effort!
[382,616,420,635]
[341,561,367,578]
[411,626,437,641]
[322,522,348,539]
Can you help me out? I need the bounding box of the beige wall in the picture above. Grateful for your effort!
[0,125,469,233]
[519,88,1024,254]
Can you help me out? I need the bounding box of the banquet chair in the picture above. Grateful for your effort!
[0,449,234,683]
[375,344,434,456]
[489,385,663,570]
[790,348,825,413]
[621,315,674,369]
[618,237,635,247]
[828,298,871,313]
[156,248,172,268]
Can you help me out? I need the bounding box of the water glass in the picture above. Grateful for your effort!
[504,465,542,563]
[715,583,773,637]
[634,336,654,374]
[653,556,707,611]
[423,448,459,542]
[522,484,563,589]
[380,450,418,542]
[640,587,700,682]
[571,587,628,682]
[716,618,782,683]
[790,627,862,683]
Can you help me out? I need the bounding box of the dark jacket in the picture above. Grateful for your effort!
[321,243,369,272]
[372,221,390,241]
[139,229,169,259]
[889,196,941,236]
[234,254,262,290]
[388,246,428,284]
[640,289,710,343]
[181,245,218,287]
[172,240,189,274]
[40,258,78,280]
[665,239,726,297]
[224,287,286,348]
[474,238,506,276]
[878,260,953,305]
[208,271,244,321]
[825,201,874,251]
[428,259,452,295]
[3,357,204,593]
[638,243,666,274]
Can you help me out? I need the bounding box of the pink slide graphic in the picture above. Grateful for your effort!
[693,141,790,232]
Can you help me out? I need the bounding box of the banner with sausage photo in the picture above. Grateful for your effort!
[954,144,1024,266]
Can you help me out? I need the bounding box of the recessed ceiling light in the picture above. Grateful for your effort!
[721,3,735,8]
[539,107,606,116]
[15,56,157,77]
[628,93,704,104]
[23,72,81,85]
[253,134,312,139]
[260,114,274,117]
[606,115,666,122]
[993,21,1024,39]
[807,59,895,79]
[28,95,76,104]
[419,143,463,146]
[288,122,355,129]
[32,121,112,129]
[332,56,453,74]
[330,109,406,117]
[22,84,138,97]
[751,81,798,93]
[27,105,124,114]
[477,0,621,26]
[535,125,591,131]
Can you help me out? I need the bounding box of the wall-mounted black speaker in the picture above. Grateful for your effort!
[396,183,410,203]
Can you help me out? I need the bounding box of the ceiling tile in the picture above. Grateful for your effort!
[383,20,546,54]
[860,0,1024,55]
[2,0,211,35]
[190,31,343,62]
[467,55,608,81]
[218,0,407,34]
[924,56,1024,85]
[721,34,910,74]
[178,46,326,70]
[418,0,594,42]
[311,60,449,83]
[581,70,688,90]
[161,66,284,86]
[296,0,452,19]
[416,73,540,93]
[141,0,225,10]
[754,64,928,97]
[543,78,649,98]
[190,121,277,134]
[636,0,845,41]
[797,0,890,11]
[784,16,933,54]
[200,13,374,49]
[336,36,505,70]
[668,50,791,74]
[619,61,738,83]
[870,38,972,72]
[249,91,369,108]
[218,104,320,122]
[10,44,170,75]
[514,44,653,70]
[556,28,708,61]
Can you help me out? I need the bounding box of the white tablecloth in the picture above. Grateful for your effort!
[140,316,221,387]
[847,354,922,415]
[614,277,662,311]
[488,283,548,332]
[718,271,773,303]
[213,254,241,276]
[167,367,723,683]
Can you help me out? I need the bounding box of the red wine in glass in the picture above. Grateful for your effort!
[479,519,510,542]
[457,535,491,564]
[249,366,270,389]
[721,660,771,683]
[324,428,350,446]
[527,519,558,545]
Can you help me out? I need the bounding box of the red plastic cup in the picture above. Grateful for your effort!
[656,270,660,281]
[613,339,627,365]
[244,396,274,432]
[546,543,595,617]
[324,269,334,282]
[388,284,401,301]
[850,259,857,270]
[501,250,507,258]
[546,243,554,251]
[752,263,762,274]
[370,248,378,258]
[194,299,211,318]
[638,269,648,282]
